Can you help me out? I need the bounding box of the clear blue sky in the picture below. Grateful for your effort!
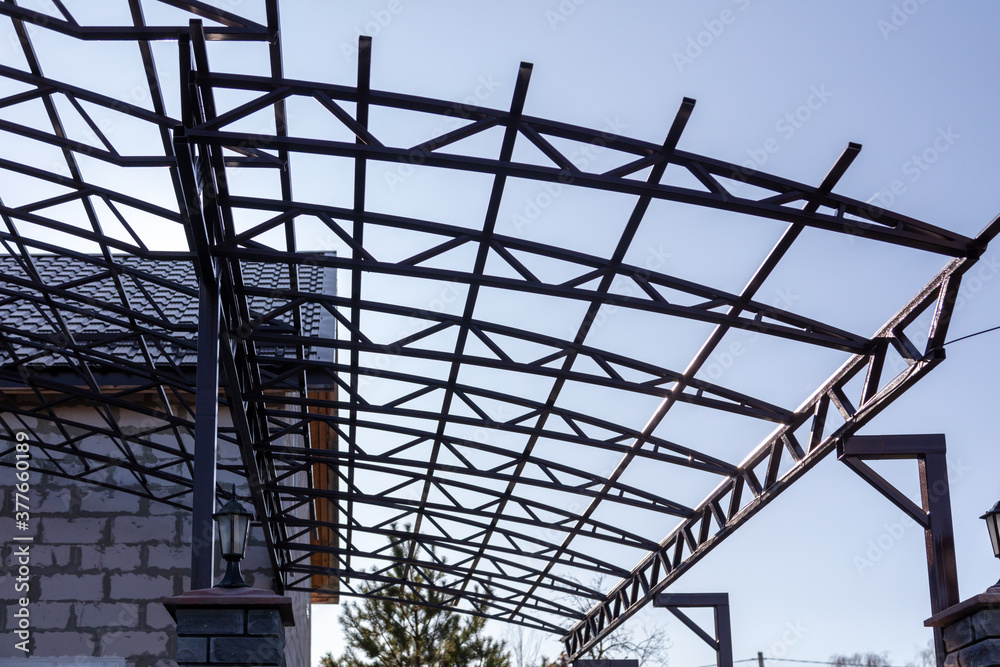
[279,2,1000,665]
[5,2,1000,666]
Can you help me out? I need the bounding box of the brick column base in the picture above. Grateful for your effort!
[926,587,1000,667]
[163,587,295,667]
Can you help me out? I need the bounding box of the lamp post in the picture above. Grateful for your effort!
[981,500,1000,587]
[213,484,255,588]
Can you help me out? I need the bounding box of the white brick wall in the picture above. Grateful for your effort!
[0,404,313,667]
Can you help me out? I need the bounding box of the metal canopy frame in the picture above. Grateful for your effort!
[0,1,996,659]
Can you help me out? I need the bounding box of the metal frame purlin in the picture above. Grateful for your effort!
[182,127,970,256]
[344,35,373,577]
[562,216,999,658]
[0,0,998,648]
[0,1,202,499]
[405,60,534,592]
[494,96,697,620]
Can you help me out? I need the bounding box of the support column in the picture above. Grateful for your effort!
[191,282,220,590]
[838,434,959,667]
[174,78,223,591]
[655,593,733,667]
[164,588,295,667]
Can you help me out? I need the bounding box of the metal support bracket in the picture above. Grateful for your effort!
[654,593,733,667]
[838,434,958,667]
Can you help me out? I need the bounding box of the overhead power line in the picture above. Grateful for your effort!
[767,659,909,667]
[941,324,1000,347]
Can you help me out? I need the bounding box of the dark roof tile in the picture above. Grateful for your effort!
[0,254,335,369]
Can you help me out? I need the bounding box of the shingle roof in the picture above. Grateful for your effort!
[0,254,334,369]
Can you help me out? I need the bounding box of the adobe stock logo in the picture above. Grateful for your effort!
[852,458,970,575]
[866,126,959,213]
[877,0,931,40]
[339,0,409,59]
[672,0,753,73]
[738,85,834,177]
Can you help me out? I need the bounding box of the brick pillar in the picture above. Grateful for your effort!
[163,587,295,667]
[926,586,1000,667]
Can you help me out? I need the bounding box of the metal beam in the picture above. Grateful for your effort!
[184,127,971,256]
[1,4,999,643]
[345,34,373,576]
[214,248,869,353]
[562,228,988,658]
[655,593,733,667]
[0,4,270,40]
[191,278,220,589]
[405,59,533,581]
[838,434,959,667]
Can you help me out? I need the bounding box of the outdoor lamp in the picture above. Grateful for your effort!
[213,485,255,588]
[981,500,1000,567]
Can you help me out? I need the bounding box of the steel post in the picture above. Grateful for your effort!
[838,434,959,667]
[191,281,220,590]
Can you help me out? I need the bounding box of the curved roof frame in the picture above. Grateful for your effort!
[0,0,997,658]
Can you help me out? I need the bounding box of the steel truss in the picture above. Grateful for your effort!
[0,0,996,655]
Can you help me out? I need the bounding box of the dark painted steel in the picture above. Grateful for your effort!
[0,1,995,650]
[838,434,959,667]
[191,280,221,589]
[561,231,995,657]
[182,128,972,256]
[345,35,372,575]
[655,593,733,667]
[0,3,270,40]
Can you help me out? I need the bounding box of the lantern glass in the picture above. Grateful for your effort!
[981,501,1000,560]
[214,492,254,559]
[230,511,250,557]
[212,488,255,588]
[217,511,234,555]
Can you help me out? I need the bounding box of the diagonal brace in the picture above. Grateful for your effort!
[655,593,732,667]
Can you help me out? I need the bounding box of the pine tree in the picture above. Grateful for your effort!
[319,529,510,667]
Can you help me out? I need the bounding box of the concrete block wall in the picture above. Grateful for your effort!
[0,477,186,666]
[0,407,312,667]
